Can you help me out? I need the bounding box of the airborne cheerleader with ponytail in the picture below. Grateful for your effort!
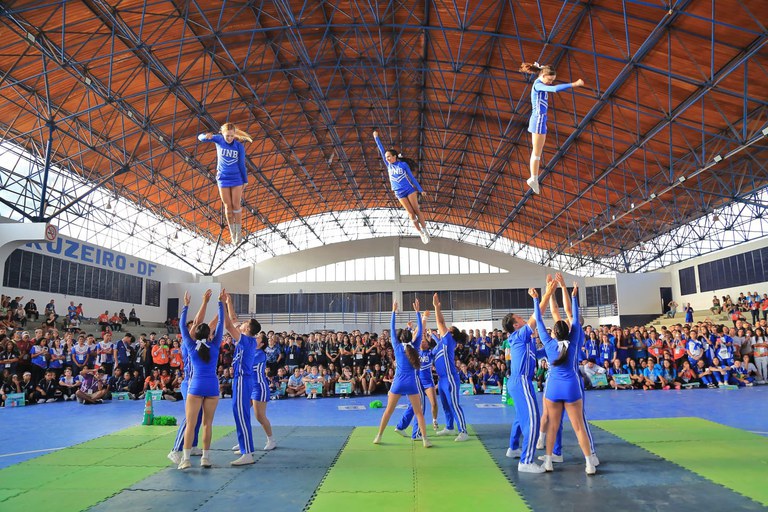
[373,299,432,448]
[198,123,253,244]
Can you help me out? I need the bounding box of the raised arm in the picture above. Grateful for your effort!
[180,292,191,340]
[570,284,580,330]
[558,274,573,325]
[549,274,561,323]
[212,293,225,344]
[373,130,388,162]
[222,292,240,341]
[192,289,212,332]
[197,133,214,142]
[390,300,398,345]
[527,277,557,329]
[433,293,448,337]
[412,298,422,344]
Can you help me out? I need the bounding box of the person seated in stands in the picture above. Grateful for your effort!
[75,303,85,321]
[582,358,606,389]
[41,312,56,330]
[20,371,36,403]
[129,308,141,326]
[98,311,111,331]
[144,366,163,394]
[708,356,729,387]
[218,366,233,398]
[13,303,26,328]
[159,368,179,401]
[34,369,62,403]
[67,301,77,322]
[118,309,128,326]
[741,354,759,381]
[302,366,323,399]
[659,359,679,390]
[24,299,39,321]
[110,312,122,332]
[535,359,549,392]
[695,359,716,388]
[710,296,722,315]
[108,366,127,397]
[58,367,79,400]
[44,299,57,321]
[675,360,698,388]
[641,357,663,390]
[2,373,22,405]
[728,359,755,387]
[75,368,107,404]
[286,367,306,398]
[608,359,631,389]
[127,370,144,399]
[729,307,745,329]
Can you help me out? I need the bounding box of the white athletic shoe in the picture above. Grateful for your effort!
[394,428,408,437]
[167,451,181,465]
[432,419,439,431]
[506,448,522,458]
[585,458,597,475]
[538,454,563,463]
[526,176,540,194]
[200,457,212,468]
[454,432,470,442]
[541,455,554,472]
[536,435,546,450]
[372,434,382,445]
[230,453,255,466]
[590,453,600,467]
[37,399,46,404]
[191,447,203,456]
[419,229,430,244]
[177,459,191,470]
[518,462,545,474]
[435,428,455,437]
[232,444,240,452]
[422,438,433,448]
[263,439,277,451]
[46,398,57,403]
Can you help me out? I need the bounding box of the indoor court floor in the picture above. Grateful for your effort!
[1,387,766,512]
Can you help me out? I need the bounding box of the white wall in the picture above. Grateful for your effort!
[166,282,222,322]
[1,230,195,323]
[659,237,768,312]
[615,272,671,316]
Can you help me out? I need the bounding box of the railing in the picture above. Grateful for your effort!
[238,302,618,329]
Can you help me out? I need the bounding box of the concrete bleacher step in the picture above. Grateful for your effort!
[648,311,730,328]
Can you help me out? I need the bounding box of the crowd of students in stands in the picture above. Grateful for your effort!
[1,291,766,407]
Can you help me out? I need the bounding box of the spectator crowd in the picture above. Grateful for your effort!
[1,290,766,408]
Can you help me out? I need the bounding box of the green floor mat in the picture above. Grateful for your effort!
[594,418,768,506]
[309,425,530,512]
[0,424,235,512]
[0,488,117,512]
[23,447,125,466]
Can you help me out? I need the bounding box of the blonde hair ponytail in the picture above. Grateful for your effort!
[220,123,253,143]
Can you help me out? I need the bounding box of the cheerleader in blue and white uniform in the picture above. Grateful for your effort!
[251,331,276,451]
[373,130,430,244]
[533,281,597,475]
[221,293,260,466]
[373,300,432,448]
[519,62,584,194]
[395,310,440,438]
[198,123,252,244]
[167,338,202,464]
[501,279,557,473]
[178,289,225,470]
[432,293,470,443]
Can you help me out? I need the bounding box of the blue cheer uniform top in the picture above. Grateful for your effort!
[528,78,576,135]
[251,348,270,401]
[536,295,584,403]
[374,135,424,199]
[181,301,224,397]
[389,311,420,395]
[197,134,248,188]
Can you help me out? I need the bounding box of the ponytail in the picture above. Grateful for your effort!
[387,148,417,173]
[405,344,421,370]
[197,344,211,363]
[519,62,555,76]
[220,122,253,143]
[551,346,569,366]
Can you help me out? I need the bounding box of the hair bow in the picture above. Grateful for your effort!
[557,340,570,354]
[195,339,210,351]
[397,153,403,158]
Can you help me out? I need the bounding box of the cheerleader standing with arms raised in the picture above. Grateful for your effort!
[373,130,430,244]
[395,309,440,438]
[533,281,597,475]
[178,289,225,470]
[519,62,584,194]
[372,300,432,448]
[198,123,252,244]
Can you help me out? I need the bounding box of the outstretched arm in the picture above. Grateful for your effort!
[413,298,422,345]
[558,274,573,325]
[192,289,212,332]
[433,293,448,337]
[373,131,388,162]
[533,78,584,93]
[197,133,214,141]
[548,274,561,323]
[222,292,240,341]
[180,292,191,340]
[212,289,226,343]
[391,300,397,345]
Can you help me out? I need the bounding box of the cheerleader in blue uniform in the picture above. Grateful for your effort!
[178,289,225,470]
[167,333,202,464]
[251,331,276,450]
[395,310,440,438]
[432,293,470,442]
[198,123,252,244]
[502,278,557,473]
[533,281,597,475]
[373,130,430,244]
[220,293,261,466]
[373,300,432,448]
[519,62,584,194]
